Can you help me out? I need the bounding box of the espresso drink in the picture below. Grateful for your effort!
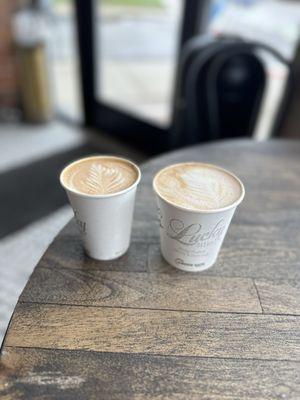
[60,155,141,260]
[61,156,139,196]
[154,162,243,211]
[153,162,244,272]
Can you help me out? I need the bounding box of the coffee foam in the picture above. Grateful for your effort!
[154,163,243,211]
[61,156,139,196]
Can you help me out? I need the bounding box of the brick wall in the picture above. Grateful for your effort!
[0,0,19,109]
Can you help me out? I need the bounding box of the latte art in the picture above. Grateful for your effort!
[154,163,243,211]
[83,164,125,195]
[61,156,139,195]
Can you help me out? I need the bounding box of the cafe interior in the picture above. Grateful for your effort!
[0,0,300,398]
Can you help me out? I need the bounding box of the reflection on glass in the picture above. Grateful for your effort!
[49,0,82,121]
[95,0,182,127]
[207,0,300,139]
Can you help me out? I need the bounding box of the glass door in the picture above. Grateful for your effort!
[75,0,208,153]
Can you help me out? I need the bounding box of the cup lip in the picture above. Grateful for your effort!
[153,161,245,214]
[60,155,141,199]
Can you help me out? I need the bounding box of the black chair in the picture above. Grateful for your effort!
[171,36,291,148]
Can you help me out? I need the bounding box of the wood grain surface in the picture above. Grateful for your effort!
[20,267,262,313]
[1,347,300,400]
[2,347,300,400]
[5,303,300,360]
[255,279,300,315]
[1,139,300,399]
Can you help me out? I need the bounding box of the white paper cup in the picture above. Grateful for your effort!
[153,163,245,272]
[60,156,141,260]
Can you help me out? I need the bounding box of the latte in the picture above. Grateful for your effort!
[61,156,139,196]
[153,162,243,211]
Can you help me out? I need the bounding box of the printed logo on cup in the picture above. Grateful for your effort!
[166,218,226,247]
[74,210,87,235]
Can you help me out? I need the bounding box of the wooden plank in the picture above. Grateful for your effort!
[140,188,300,214]
[131,220,159,243]
[1,347,300,400]
[148,243,300,280]
[39,235,148,272]
[148,223,300,280]
[58,219,77,236]
[20,267,262,313]
[242,190,300,212]
[134,196,300,238]
[255,279,300,315]
[55,223,300,281]
[140,141,300,186]
[5,303,300,361]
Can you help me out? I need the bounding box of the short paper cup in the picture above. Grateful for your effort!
[60,155,141,261]
[153,162,245,272]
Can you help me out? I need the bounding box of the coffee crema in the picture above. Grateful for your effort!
[154,162,243,211]
[61,156,139,195]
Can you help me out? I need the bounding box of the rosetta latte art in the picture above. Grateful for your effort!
[83,164,125,195]
[172,170,227,210]
[155,163,242,211]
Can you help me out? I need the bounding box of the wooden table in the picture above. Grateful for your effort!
[1,139,300,399]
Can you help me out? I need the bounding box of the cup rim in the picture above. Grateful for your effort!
[153,161,245,214]
[60,155,141,199]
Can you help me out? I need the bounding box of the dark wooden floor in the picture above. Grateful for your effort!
[1,140,300,399]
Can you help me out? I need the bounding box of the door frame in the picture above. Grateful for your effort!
[74,0,209,154]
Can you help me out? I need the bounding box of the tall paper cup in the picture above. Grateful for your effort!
[153,163,245,272]
[60,156,141,260]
